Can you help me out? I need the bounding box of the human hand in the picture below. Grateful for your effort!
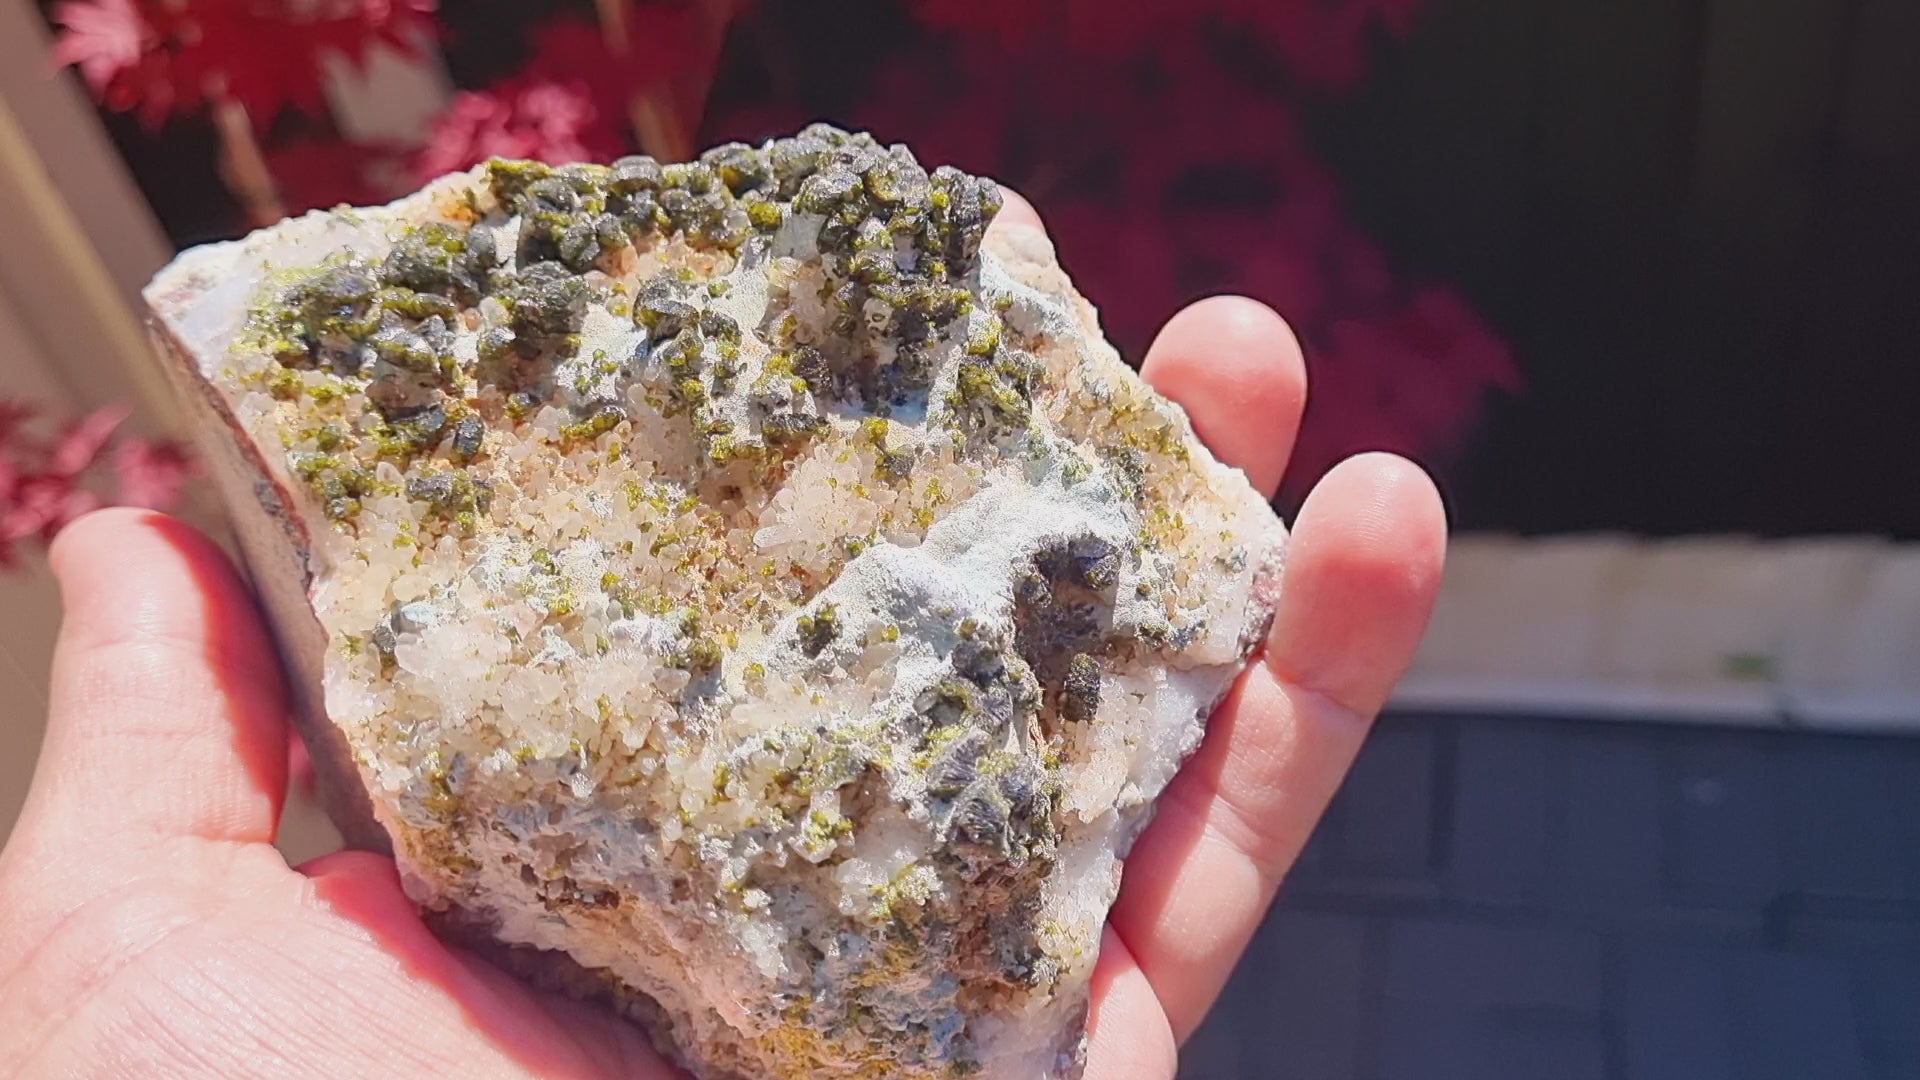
[0,192,1444,1079]
[989,194,1446,1074]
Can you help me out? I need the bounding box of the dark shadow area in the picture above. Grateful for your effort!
[1311,1,1920,538]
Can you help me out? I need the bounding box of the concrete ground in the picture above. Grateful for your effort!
[1182,713,1920,1080]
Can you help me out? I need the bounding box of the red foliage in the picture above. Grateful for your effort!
[109,436,196,510]
[0,401,194,567]
[414,79,626,181]
[833,28,1515,500]
[909,0,1424,89]
[53,0,438,126]
[267,135,413,214]
[50,0,147,103]
[521,15,705,112]
[55,0,1515,503]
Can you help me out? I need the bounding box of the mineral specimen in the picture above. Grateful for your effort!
[142,125,1283,1079]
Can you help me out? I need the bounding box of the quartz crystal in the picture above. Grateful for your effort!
[143,125,1283,1079]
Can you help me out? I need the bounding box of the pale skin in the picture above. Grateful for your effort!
[0,191,1446,1078]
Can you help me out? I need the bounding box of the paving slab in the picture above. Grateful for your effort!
[1189,713,1920,1079]
[1442,723,1559,906]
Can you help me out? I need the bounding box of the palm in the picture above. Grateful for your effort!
[0,838,674,1077]
[0,196,1445,1079]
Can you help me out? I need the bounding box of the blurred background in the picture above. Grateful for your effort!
[2,1,1917,1077]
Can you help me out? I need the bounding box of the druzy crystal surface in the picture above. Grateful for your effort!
[143,125,1282,1079]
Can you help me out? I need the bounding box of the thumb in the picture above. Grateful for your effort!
[13,509,291,865]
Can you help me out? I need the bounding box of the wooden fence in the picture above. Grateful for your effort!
[1315,0,1920,537]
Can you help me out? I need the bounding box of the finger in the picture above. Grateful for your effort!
[1083,928,1178,1080]
[1108,453,1446,1039]
[1141,296,1307,498]
[992,183,1044,232]
[23,508,291,854]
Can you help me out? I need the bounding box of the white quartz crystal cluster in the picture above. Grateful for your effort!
[143,126,1283,1079]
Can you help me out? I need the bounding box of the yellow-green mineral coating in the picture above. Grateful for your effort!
[153,124,1282,1080]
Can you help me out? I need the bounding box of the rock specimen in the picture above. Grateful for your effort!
[143,125,1283,1079]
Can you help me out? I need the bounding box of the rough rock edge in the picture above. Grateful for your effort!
[142,167,1285,1080]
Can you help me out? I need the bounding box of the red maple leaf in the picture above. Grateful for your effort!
[49,405,130,478]
[49,0,149,97]
[415,79,625,181]
[51,0,178,119]
[111,437,197,510]
[267,134,413,214]
[53,0,438,127]
[0,398,196,567]
[179,0,440,126]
